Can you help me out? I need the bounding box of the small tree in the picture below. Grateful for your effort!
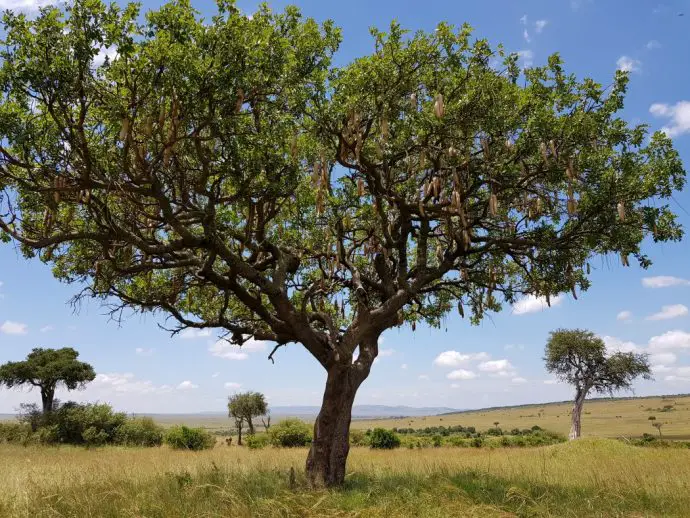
[0,348,95,414]
[652,421,663,438]
[261,411,272,431]
[545,329,651,440]
[228,391,268,443]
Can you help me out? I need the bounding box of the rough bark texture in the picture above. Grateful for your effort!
[569,388,586,440]
[40,386,55,415]
[306,360,367,487]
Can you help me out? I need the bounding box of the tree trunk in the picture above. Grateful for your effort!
[235,418,243,446]
[247,419,255,435]
[569,389,586,440]
[40,386,55,415]
[306,361,366,487]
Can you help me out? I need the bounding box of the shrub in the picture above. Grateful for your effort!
[268,419,312,447]
[487,427,502,436]
[245,433,270,449]
[648,416,656,421]
[349,429,368,446]
[369,428,401,449]
[115,417,164,447]
[82,426,109,447]
[0,422,31,443]
[432,434,443,447]
[51,402,127,445]
[472,437,484,448]
[165,426,215,451]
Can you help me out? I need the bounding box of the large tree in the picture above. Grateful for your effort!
[545,329,651,439]
[0,0,684,485]
[0,348,96,414]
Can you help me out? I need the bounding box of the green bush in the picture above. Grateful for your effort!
[245,433,270,450]
[369,428,401,449]
[432,434,443,447]
[165,426,215,451]
[51,402,127,445]
[0,422,31,443]
[82,426,109,447]
[115,417,164,447]
[349,429,368,446]
[268,419,312,447]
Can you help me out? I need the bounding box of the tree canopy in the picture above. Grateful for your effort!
[0,348,96,413]
[545,329,652,394]
[227,391,268,435]
[0,0,684,485]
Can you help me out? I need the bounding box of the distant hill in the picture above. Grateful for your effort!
[272,405,462,419]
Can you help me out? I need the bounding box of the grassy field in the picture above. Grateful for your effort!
[2,438,689,517]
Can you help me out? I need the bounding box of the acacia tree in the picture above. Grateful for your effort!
[0,0,685,485]
[227,391,268,436]
[0,348,96,414]
[544,329,651,440]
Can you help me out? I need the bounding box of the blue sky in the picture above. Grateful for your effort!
[1,0,690,413]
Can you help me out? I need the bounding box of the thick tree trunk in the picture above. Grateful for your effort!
[306,361,364,487]
[40,386,55,415]
[569,389,586,440]
[247,419,255,435]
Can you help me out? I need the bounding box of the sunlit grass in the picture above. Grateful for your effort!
[2,438,689,517]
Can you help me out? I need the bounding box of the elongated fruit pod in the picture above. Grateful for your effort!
[433,93,445,119]
[458,301,464,318]
[540,142,549,164]
[549,139,558,159]
[410,92,417,107]
[481,137,490,159]
[621,253,629,267]
[617,201,626,221]
[489,193,498,216]
[235,88,244,113]
[357,177,365,197]
[119,118,129,142]
[571,285,578,300]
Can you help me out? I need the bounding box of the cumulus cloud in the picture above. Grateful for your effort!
[224,382,241,390]
[646,304,689,321]
[648,330,690,351]
[602,335,641,354]
[642,276,690,288]
[178,328,213,339]
[616,56,641,73]
[135,347,155,356]
[0,0,54,12]
[617,310,633,322]
[646,40,661,50]
[177,381,198,390]
[649,352,677,366]
[649,101,690,138]
[447,369,478,380]
[523,29,531,43]
[534,20,548,32]
[512,295,562,315]
[93,373,173,395]
[208,337,268,360]
[478,359,514,372]
[433,351,490,368]
[0,320,28,335]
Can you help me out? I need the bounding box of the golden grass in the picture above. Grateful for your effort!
[2,439,690,517]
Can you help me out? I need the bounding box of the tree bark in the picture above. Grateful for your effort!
[40,385,55,415]
[235,418,243,445]
[569,388,586,440]
[306,360,367,487]
[247,419,255,435]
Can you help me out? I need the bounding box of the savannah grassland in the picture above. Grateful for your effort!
[2,396,690,518]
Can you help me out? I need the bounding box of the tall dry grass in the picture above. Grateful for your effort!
[1,438,689,517]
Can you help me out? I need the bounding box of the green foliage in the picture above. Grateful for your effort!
[227,392,268,434]
[114,417,164,447]
[0,422,31,443]
[245,433,270,450]
[349,429,368,446]
[50,402,127,445]
[268,419,312,447]
[164,426,215,451]
[369,428,401,449]
[545,329,652,394]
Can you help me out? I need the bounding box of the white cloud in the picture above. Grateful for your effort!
[504,344,525,351]
[478,359,514,373]
[650,352,677,365]
[543,379,558,385]
[642,276,690,288]
[512,377,527,384]
[93,373,173,395]
[401,364,408,370]
[211,372,220,378]
[649,101,690,138]
[177,381,198,390]
[617,310,633,322]
[433,351,490,368]
[519,14,528,25]
[523,29,531,43]
[617,56,641,73]
[209,337,269,360]
[652,364,674,374]
[40,325,54,333]
[602,335,641,354]
[179,328,213,339]
[93,46,118,68]
[646,304,688,321]
[0,0,54,12]
[447,369,478,380]
[224,382,241,390]
[646,40,661,50]
[418,374,430,380]
[512,294,562,315]
[534,20,548,33]
[517,50,534,68]
[0,320,28,335]
[135,347,154,356]
[648,330,690,350]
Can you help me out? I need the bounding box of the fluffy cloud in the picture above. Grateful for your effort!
[646,304,688,321]
[208,337,268,360]
[602,335,641,354]
[177,381,198,390]
[616,56,641,73]
[224,382,241,390]
[649,352,677,366]
[135,347,154,356]
[649,101,690,138]
[617,310,633,322]
[534,20,548,32]
[0,320,28,335]
[512,295,562,315]
[642,276,690,288]
[433,351,490,368]
[517,50,534,68]
[646,40,662,50]
[0,0,53,12]
[93,46,117,68]
[648,330,690,351]
[478,359,515,377]
[447,369,478,380]
[178,328,212,339]
[93,373,173,395]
